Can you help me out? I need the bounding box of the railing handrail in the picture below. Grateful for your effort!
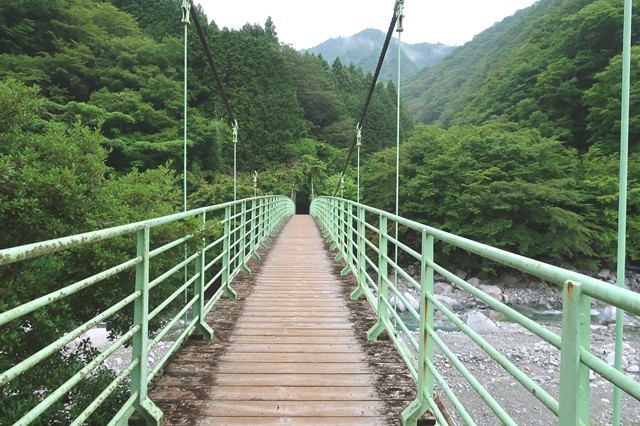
[317,196,640,315]
[0,196,271,266]
[311,196,640,426]
[1,195,295,425]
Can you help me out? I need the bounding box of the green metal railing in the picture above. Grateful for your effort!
[311,196,640,426]
[0,196,294,425]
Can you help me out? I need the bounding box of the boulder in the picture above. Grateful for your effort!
[479,284,503,301]
[435,295,463,312]
[389,296,406,312]
[404,291,420,311]
[606,352,628,369]
[597,269,611,280]
[435,281,453,294]
[467,277,481,288]
[466,310,500,334]
[595,306,616,325]
[455,269,468,280]
[501,275,519,287]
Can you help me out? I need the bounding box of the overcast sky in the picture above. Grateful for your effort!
[197,0,538,49]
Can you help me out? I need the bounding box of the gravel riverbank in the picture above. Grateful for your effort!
[393,269,640,424]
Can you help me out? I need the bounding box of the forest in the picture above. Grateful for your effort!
[0,0,639,421]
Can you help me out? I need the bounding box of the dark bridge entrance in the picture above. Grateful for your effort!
[295,192,310,214]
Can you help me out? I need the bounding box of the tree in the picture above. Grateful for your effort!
[0,79,184,424]
[363,122,598,272]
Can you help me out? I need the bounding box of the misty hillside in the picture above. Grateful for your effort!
[305,28,453,82]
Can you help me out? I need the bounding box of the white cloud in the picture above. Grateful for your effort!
[196,0,538,49]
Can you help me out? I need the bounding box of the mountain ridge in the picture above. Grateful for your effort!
[303,28,454,82]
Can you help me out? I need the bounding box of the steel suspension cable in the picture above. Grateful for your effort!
[188,0,256,176]
[333,2,401,196]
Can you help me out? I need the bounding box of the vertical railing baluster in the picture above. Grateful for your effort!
[250,197,260,260]
[335,199,346,262]
[194,212,214,338]
[350,206,366,300]
[401,231,433,424]
[559,280,591,425]
[341,202,353,275]
[239,200,251,274]
[131,227,162,424]
[258,198,267,250]
[222,206,236,299]
[367,214,388,340]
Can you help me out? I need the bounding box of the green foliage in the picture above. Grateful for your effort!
[584,45,640,153]
[0,78,183,423]
[405,0,640,151]
[364,123,599,271]
[579,149,640,262]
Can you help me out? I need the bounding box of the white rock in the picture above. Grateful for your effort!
[627,364,640,373]
[404,292,420,311]
[435,281,453,294]
[467,277,481,288]
[436,295,463,311]
[466,310,500,334]
[606,352,628,368]
[597,269,611,280]
[479,284,503,300]
[595,306,617,325]
[390,296,407,312]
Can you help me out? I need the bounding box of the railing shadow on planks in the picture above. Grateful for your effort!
[311,196,640,426]
[0,196,294,425]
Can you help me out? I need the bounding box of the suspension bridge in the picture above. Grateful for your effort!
[2,0,640,425]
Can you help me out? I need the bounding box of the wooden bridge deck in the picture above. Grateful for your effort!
[151,215,419,425]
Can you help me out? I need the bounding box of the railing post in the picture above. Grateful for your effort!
[341,202,353,276]
[258,198,267,250]
[239,200,251,274]
[401,231,434,425]
[222,206,237,299]
[250,197,260,260]
[367,214,389,341]
[335,199,346,262]
[193,212,214,338]
[350,206,366,300]
[131,227,163,424]
[194,250,214,340]
[559,280,590,425]
[264,197,273,243]
[329,199,339,250]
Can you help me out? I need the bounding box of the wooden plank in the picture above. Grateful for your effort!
[152,385,378,401]
[235,316,350,323]
[218,351,366,363]
[166,362,370,374]
[213,362,368,375]
[226,343,362,353]
[189,416,389,425]
[228,335,357,344]
[234,322,353,329]
[164,400,382,417]
[159,373,375,387]
[230,328,356,337]
[177,343,362,354]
